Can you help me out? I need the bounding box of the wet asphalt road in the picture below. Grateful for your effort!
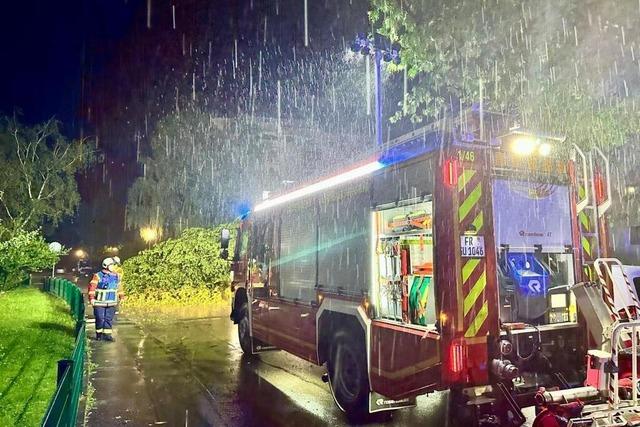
[86,312,449,427]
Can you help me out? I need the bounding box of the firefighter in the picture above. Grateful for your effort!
[88,257,124,341]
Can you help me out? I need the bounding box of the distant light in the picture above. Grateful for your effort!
[538,142,552,156]
[254,161,384,212]
[511,137,539,156]
[75,249,86,259]
[626,186,637,195]
[140,227,159,244]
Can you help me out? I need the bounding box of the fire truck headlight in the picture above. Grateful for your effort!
[511,137,539,156]
[538,142,552,156]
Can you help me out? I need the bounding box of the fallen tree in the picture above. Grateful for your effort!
[121,226,235,306]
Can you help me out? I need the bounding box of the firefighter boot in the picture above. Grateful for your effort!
[102,334,114,342]
[96,332,103,341]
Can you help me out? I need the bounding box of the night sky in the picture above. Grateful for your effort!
[0,1,139,129]
[1,0,373,255]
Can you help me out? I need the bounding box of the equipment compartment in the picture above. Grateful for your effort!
[373,199,436,327]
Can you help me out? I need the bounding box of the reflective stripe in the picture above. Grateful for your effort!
[465,301,489,338]
[458,183,482,222]
[102,329,113,334]
[96,328,103,333]
[463,271,487,316]
[95,289,118,303]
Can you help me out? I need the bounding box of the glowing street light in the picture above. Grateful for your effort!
[75,249,87,274]
[140,227,159,248]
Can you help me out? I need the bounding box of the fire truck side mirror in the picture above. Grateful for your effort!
[220,229,231,260]
[220,228,231,249]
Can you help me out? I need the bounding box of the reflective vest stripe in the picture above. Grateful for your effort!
[94,289,118,304]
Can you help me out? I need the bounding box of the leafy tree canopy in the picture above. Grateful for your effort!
[0,116,94,232]
[370,0,640,149]
[0,226,63,290]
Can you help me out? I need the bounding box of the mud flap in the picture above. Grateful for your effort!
[252,341,277,352]
[368,391,417,413]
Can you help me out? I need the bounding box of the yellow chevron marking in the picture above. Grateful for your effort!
[578,185,586,200]
[462,258,481,283]
[457,169,477,193]
[579,211,590,231]
[464,270,487,316]
[458,183,482,223]
[582,236,592,257]
[471,211,484,233]
[465,301,489,338]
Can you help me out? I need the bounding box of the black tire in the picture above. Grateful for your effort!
[327,330,369,419]
[237,304,252,354]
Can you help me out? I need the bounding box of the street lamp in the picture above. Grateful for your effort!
[351,33,401,147]
[48,241,62,278]
[140,227,159,248]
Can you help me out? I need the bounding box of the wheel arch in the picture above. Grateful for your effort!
[231,287,248,324]
[316,298,371,369]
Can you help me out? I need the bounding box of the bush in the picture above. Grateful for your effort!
[0,227,61,290]
[122,226,235,305]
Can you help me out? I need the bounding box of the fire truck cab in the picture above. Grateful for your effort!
[224,112,615,425]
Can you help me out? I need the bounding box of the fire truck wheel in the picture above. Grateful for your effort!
[237,304,252,354]
[328,330,369,419]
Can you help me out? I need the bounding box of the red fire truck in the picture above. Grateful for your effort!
[222,112,614,425]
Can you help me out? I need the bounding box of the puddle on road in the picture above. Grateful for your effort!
[109,308,449,426]
[122,303,230,326]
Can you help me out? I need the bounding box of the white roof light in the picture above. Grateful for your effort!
[254,161,384,212]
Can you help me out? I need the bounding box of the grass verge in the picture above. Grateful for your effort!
[0,287,75,426]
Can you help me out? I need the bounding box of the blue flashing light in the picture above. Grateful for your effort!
[233,201,252,220]
[378,132,439,167]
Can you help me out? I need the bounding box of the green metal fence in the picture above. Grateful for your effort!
[41,278,86,427]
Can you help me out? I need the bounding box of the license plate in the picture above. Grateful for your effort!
[460,235,485,257]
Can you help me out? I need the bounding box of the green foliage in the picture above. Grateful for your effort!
[0,116,94,231]
[0,288,75,425]
[370,0,640,148]
[0,226,63,290]
[122,226,235,304]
